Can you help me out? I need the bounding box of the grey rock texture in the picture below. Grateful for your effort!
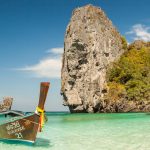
[61,5,124,113]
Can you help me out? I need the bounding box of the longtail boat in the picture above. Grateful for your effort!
[0,97,13,113]
[0,82,50,143]
[2,110,25,117]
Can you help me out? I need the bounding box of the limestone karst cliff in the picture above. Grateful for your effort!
[61,4,150,113]
[61,4,124,112]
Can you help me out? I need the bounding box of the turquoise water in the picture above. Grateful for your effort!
[0,113,150,150]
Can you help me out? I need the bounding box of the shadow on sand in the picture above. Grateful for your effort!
[34,138,52,147]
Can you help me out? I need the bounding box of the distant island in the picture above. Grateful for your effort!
[61,4,150,113]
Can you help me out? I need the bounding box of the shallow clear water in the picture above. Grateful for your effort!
[0,113,150,150]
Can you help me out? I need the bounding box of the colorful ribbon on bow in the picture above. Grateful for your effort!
[36,107,45,131]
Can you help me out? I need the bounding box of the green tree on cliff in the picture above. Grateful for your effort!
[107,40,150,102]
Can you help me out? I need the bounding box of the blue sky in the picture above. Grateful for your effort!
[0,0,150,111]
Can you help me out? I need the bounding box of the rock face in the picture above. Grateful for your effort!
[128,40,150,50]
[61,5,124,113]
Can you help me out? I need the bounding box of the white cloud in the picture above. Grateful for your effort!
[46,47,64,55]
[126,24,150,42]
[18,47,63,78]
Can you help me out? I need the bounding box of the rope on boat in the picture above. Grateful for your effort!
[7,115,40,125]
[36,107,45,129]
[21,118,39,125]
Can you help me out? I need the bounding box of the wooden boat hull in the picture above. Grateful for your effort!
[0,113,40,143]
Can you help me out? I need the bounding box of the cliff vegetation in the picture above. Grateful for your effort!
[107,40,150,104]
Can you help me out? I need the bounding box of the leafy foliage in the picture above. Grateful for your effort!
[107,41,150,101]
[121,36,128,50]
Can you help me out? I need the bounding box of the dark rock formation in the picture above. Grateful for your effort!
[61,5,124,113]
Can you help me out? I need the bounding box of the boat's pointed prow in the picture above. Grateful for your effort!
[36,82,50,131]
[38,82,50,110]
